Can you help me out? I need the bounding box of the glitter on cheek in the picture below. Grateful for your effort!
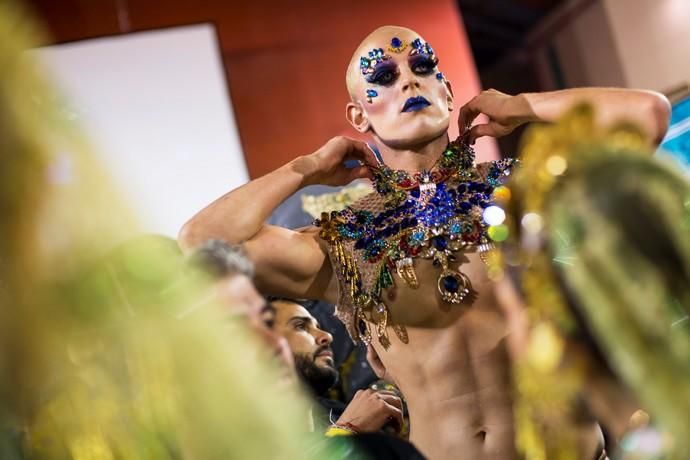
[366,89,378,104]
[436,72,445,81]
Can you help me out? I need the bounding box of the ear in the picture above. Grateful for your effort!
[346,101,371,133]
[445,79,454,112]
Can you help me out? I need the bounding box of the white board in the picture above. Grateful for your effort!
[34,24,248,237]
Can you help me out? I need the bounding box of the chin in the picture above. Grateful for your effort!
[316,356,335,369]
[377,115,450,148]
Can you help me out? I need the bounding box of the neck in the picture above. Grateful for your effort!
[373,132,450,173]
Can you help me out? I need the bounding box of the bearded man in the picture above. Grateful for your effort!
[179,25,669,459]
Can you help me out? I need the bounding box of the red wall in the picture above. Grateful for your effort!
[27,0,496,177]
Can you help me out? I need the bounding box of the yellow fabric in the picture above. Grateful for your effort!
[324,427,356,438]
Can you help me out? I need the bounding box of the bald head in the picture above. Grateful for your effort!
[346,25,427,100]
[343,26,451,147]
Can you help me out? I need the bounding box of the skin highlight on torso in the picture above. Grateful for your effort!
[369,252,517,460]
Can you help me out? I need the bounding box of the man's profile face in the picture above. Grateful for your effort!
[271,300,338,395]
[214,274,295,379]
[346,26,453,148]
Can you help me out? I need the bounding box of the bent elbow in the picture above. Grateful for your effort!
[178,220,200,253]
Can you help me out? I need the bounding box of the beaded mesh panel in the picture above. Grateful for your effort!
[326,159,513,341]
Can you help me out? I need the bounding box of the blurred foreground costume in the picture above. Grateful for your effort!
[0,3,353,459]
[500,106,690,459]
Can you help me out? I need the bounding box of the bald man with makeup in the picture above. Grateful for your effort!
[180,26,669,459]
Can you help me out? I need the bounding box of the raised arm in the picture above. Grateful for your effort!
[459,87,671,147]
[178,137,375,301]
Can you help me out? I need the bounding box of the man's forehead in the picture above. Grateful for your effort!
[346,26,429,95]
[357,27,420,52]
[273,300,312,320]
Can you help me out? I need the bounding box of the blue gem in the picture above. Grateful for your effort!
[436,72,444,81]
[411,189,420,198]
[391,37,402,48]
[432,236,448,251]
[366,89,378,98]
[449,222,462,235]
[442,275,460,293]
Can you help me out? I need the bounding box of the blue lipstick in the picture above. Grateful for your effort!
[402,96,431,112]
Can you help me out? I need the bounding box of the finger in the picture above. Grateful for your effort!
[382,402,404,433]
[378,393,403,412]
[345,165,373,182]
[468,122,503,144]
[344,138,378,167]
[374,389,397,397]
[458,96,481,135]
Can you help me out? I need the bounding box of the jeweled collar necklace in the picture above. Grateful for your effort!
[315,138,516,347]
[370,138,475,207]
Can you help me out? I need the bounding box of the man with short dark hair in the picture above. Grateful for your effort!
[269,298,406,435]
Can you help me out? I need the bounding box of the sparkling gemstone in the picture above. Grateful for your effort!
[391,37,402,48]
[411,189,420,198]
[376,303,386,314]
[432,236,448,250]
[442,275,460,293]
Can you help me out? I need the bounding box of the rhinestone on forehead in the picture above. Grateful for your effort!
[387,36,408,53]
[410,38,435,56]
[360,47,389,75]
